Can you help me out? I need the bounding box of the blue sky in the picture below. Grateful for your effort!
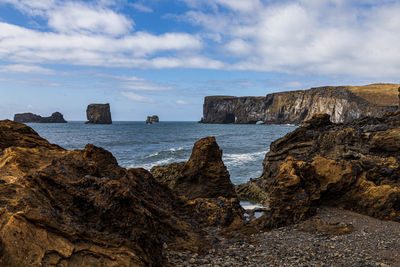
[0,0,399,121]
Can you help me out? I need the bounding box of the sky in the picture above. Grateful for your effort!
[0,0,399,121]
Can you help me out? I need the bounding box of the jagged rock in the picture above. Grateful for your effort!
[14,112,67,123]
[146,115,159,124]
[151,137,236,200]
[0,121,244,266]
[256,112,400,229]
[86,104,112,124]
[151,137,244,227]
[201,84,399,124]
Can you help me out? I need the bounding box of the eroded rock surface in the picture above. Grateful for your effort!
[257,112,400,229]
[201,85,398,124]
[0,121,244,266]
[151,137,236,200]
[14,112,67,123]
[86,103,112,124]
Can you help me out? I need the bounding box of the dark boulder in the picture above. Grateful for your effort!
[86,104,112,124]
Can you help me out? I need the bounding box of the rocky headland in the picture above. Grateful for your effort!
[146,115,159,124]
[200,83,399,124]
[86,103,112,124]
[14,112,67,123]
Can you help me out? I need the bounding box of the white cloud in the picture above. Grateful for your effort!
[122,92,155,103]
[176,100,188,105]
[225,39,251,56]
[0,64,54,74]
[48,2,133,36]
[181,0,400,78]
[0,22,203,66]
[118,76,172,91]
[132,2,153,13]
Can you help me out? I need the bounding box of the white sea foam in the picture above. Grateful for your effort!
[223,151,267,165]
[127,158,176,170]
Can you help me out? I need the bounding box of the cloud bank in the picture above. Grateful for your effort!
[1,0,400,78]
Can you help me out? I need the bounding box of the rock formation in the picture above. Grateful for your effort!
[0,121,243,266]
[151,137,237,200]
[253,112,400,229]
[86,104,112,124]
[14,112,67,123]
[151,136,243,227]
[146,115,159,124]
[201,84,399,124]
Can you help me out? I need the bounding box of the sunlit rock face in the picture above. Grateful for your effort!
[0,121,245,266]
[255,112,400,229]
[201,86,397,124]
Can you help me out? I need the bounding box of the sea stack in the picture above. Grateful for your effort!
[146,115,159,124]
[14,112,67,123]
[86,104,112,124]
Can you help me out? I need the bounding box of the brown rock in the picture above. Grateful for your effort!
[257,112,400,229]
[0,121,248,266]
[0,120,228,266]
[152,136,236,200]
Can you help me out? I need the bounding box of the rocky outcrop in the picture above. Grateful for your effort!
[255,112,400,229]
[14,112,67,123]
[201,84,398,124]
[151,137,243,227]
[151,137,237,200]
[146,115,159,124]
[86,104,112,124]
[0,121,244,266]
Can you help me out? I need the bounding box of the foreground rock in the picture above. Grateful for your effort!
[14,112,67,123]
[86,103,112,124]
[146,115,159,124]
[0,121,244,266]
[151,137,236,200]
[257,112,400,229]
[201,83,399,124]
[151,137,243,226]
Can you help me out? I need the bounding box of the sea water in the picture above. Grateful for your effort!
[28,121,296,185]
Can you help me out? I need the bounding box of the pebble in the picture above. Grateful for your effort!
[165,207,400,266]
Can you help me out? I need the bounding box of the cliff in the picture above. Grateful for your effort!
[86,103,112,124]
[201,84,400,124]
[14,112,67,123]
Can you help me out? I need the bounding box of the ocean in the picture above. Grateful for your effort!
[28,122,296,185]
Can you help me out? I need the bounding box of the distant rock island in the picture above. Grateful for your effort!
[86,104,112,124]
[146,115,159,124]
[200,83,400,124]
[14,112,67,123]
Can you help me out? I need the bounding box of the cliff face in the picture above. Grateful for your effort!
[86,104,112,124]
[14,112,67,123]
[201,85,399,124]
